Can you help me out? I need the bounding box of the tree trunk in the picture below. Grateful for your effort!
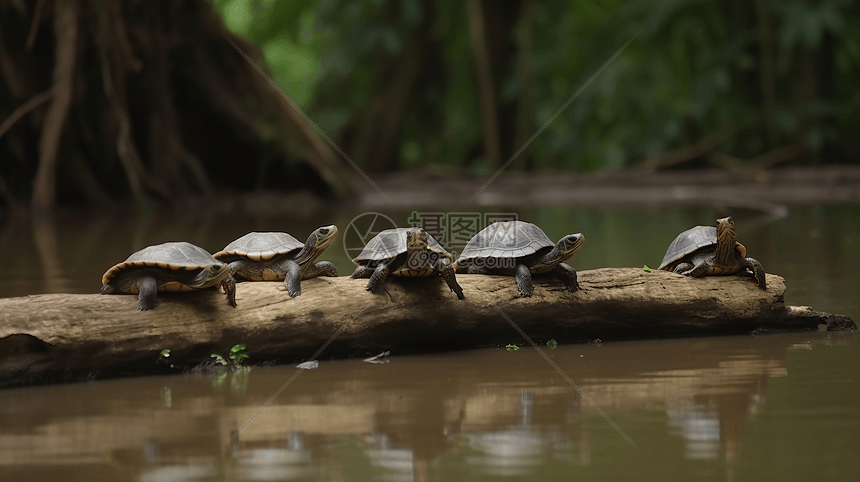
[0,268,853,388]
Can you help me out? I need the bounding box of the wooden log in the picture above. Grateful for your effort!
[0,268,854,387]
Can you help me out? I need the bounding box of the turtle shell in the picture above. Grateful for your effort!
[102,241,227,286]
[658,226,718,270]
[213,232,304,262]
[352,228,451,264]
[455,221,553,265]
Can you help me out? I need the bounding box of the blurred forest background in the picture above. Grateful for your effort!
[1,0,858,212]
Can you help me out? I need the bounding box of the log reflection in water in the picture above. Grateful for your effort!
[0,332,850,480]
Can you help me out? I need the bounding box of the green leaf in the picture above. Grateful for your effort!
[546,339,558,349]
[211,354,228,366]
[231,353,250,366]
[159,349,171,358]
[643,265,652,272]
[230,344,246,355]
[505,344,519,351]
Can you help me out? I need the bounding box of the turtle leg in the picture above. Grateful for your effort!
[436,256,464,300]
[683,262,711,278]
[366,262,390,294]
[351,265,374,279]
[551,262,580,292]
[466,265,490,275]
[221,275,237,307]
[673,262,694,275]
[137,276,158,311]
[282,259,303,297]
[514,263,534,297]
[743,257,767,290]
[302,261,339,280]
[226,260,255,281]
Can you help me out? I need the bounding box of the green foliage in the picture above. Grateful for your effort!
[506,344,519,351]
[546,338,558,349]
[211,344,249,368]
[230,344,249,366]
[643,265,652,272]
[215,0,860,171]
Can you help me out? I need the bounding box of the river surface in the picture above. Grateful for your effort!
[0,204,858,481]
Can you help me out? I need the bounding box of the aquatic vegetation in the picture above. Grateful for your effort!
[212,344,249,368]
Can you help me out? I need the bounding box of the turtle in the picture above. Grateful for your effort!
[350,228,464,300]
[101,241,237,311]
[453,220,585,298]
[213,225,339,297]
[658,216,766,289]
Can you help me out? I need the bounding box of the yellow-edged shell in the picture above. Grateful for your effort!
[213,232,304,262]
[101,242,226,286]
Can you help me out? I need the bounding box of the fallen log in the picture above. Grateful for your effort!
[0,268,854,387]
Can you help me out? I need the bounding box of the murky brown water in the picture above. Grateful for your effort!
[1,205,858,480]
[1,333,857,481]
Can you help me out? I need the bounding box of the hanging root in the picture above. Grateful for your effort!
[31,0,78,213]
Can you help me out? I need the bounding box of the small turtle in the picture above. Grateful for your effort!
[101,242,237,311]
[351,228,464,300]
[453,220,584,297]
[213,226,338,297]
[658,216,766,289]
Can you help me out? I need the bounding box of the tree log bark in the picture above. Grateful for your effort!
[0,268,854,387]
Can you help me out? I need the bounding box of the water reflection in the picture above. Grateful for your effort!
[362,434,415,482]
[232,432,317,481]
[460,392,570,477]
[1,332,852,481]
[666,399,722,460]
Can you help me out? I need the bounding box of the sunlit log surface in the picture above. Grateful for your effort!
[0,268,854,387]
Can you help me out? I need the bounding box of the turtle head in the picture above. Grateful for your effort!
[191,264,228,288]
[715,217,738,264]
[299,225,338,264]
[716,217,736,240]
[557,233,585,261]
[717,216,735,228]
[406,229,429,253]
[308,225,338,251]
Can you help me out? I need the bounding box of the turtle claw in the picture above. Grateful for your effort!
[514,264,534,298]
[276,282,301,297]
[284,283,301,298]
[366,263,390,295]
[222,276,237,307]
[284,260,302,298]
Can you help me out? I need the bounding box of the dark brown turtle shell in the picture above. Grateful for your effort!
[454,220,554,268]
[658,226,718,271]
